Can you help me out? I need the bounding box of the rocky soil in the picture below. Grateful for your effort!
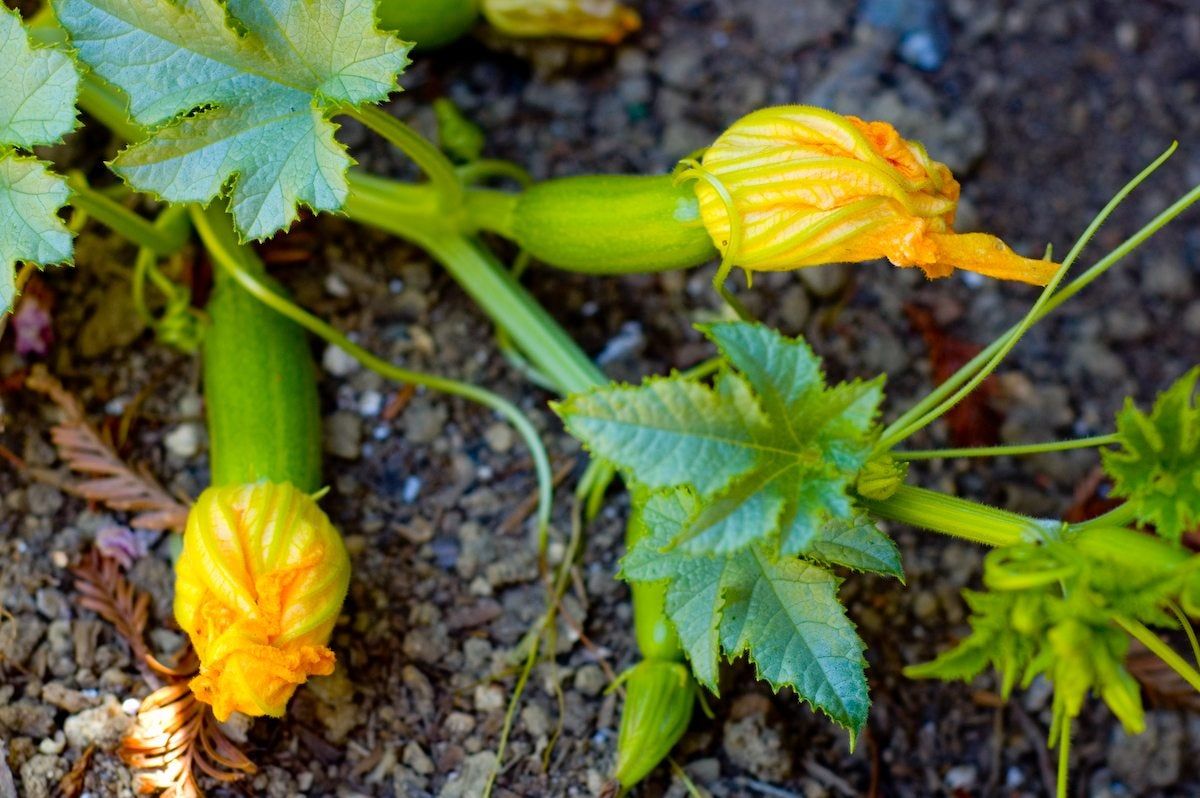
[3,0,1200,796]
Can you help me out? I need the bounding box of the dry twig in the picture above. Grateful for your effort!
[25,365,190,531]
[70,548,256,797]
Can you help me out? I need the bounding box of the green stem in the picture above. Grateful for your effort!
[895,433,1119,461]
[1115,616,1200,693]
[465,188,519,238]
[1057,720,1070,798]
[878,144,1194,451]
[344,105,465,207]
[861,485,1050,548]
[1070,502,1140,532]
[67,175,188,255]
[344,173,607,395]
[191,204,554,535]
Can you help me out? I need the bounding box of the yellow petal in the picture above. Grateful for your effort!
[482,0,640,43]
[692,105,1056,284]
[175,482,350,722]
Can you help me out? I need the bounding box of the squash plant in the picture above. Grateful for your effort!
[2,2,1200,796]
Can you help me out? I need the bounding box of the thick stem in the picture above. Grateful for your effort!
[861,485,1049,548]
[344,174,607,395]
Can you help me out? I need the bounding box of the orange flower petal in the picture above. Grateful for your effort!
[175,482,350,722]
[692,105,1056,285]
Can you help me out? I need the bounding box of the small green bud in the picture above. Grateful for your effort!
[434,98,486,163]
[612,661,695,788]
[857,456,908,501]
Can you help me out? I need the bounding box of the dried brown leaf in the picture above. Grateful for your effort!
[68,548,256,797]
[121,679,256,797]
[70,549,154,683]
[25,365,190,532]
[54,745,94,798]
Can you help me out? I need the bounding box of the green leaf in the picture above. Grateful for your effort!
[0,156,74,305]
[54,0,413,240]
[0,7,80,148]
[1102,369,1200,542]
[621,488,870,736]
[0,8,79,313]
[801,514,904,578]
[558,321,884,556]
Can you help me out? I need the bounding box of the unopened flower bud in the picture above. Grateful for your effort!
[174,482,350,722]
[612,660,695,787]
[482,0,640,43]
[691,106,1057,285]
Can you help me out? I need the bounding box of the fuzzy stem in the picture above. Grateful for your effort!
[343,173,607,395]
[861,485,1049,548]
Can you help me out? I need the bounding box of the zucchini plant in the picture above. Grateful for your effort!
[2,2,1200,796]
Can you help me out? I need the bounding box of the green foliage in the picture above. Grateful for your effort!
[1103,369,1200,542]
[559,322,897,740]
[906,534,1186,742]
[53,0,413,241]
[620,489,870,736]
[0,7,79,313]
[434,98,485,162]
[558,322,884,556]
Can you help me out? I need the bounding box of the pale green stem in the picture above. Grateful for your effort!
[1069,502,1140,532]
[1116,616,1200,694]
[343,105,465,207]
[67,175,188,256]
[1057,720,1070,798]
[861,485,1050,548]
[878,144,1192,451]
[895,433,1119,461]
[191,205,554,536]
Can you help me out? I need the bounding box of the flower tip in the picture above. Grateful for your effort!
[175,482,350,721]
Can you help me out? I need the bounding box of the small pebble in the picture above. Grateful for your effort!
[322,345,360,377]
[164,424,201,459]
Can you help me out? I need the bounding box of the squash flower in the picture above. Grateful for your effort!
[690,106,1057,285]
[174,482,351,722]
[482,0,640,43]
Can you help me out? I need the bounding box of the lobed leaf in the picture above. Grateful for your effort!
[558,321,884,556]
[1102,368,1200,542]
[621,488,869,736]
[0,154,73,312]
[0,7,80,314]
[0,7,79,147]
[53,0,413,240]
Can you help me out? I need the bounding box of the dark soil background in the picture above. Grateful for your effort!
[4,1,1200,796]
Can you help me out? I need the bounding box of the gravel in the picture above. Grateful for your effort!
[3,0,1199,796]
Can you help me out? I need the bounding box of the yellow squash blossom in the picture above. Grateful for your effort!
[482,0,640,43]
[691,106,1057,285]
[174,482,350,722]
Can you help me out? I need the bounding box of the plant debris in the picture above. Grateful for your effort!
[25,365,190,531]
